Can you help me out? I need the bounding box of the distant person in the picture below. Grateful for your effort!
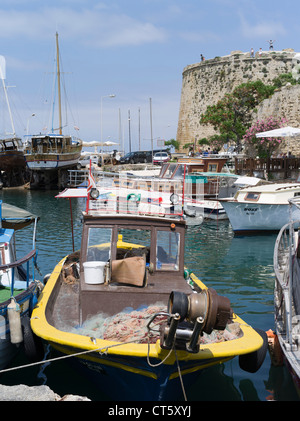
[267,40,275,50]
[250,48,254,57]
[259,47,262,56]
[188,144,194,157]
[200,54,205,61]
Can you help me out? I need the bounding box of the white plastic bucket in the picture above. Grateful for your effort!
[83,261,106,284]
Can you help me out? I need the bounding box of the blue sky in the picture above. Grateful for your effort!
[0,0,298,152]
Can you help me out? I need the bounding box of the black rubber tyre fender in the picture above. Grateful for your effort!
[21,315,45,363]
[238,328,268,373]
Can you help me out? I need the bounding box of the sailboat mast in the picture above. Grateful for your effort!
[56,32,62,135]
[0,57,16,137]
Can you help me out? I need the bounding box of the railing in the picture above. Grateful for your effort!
[0,249,37,296]
[274,197,300,349]
[235,157,300,177]
[68,169,118,187]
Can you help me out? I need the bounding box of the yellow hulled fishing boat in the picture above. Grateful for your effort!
[31,174,267,401]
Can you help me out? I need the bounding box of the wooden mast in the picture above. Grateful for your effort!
[56,32,62,135]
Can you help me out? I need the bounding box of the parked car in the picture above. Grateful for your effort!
[153,151,170,165]
[119,151,147,164]
[145,150,167,163]
[77,154,99,169]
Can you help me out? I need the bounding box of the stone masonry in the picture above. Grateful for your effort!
[176,49,300,153]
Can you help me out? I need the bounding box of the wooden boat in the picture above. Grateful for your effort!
[273,197,300,396]
[31,184,268,401]
[68,156,239,223]
[0,200,44,369]
[219,183,300,234]
[24,33,82,174]
[0,138,25,171]
[24,133,82,171]
[0,56,27,186]
[157,159,266,220]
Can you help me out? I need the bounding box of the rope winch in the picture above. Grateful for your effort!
[149,288,233,353]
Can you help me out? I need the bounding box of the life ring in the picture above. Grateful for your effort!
[238,328,268,373]
[21,315,45,363]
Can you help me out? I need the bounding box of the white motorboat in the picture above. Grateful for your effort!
[219,183,300,233]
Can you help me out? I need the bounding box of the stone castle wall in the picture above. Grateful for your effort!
[176,49,300,153]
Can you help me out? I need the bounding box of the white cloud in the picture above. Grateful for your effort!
[239,13,286,39]
[0,6,167,47]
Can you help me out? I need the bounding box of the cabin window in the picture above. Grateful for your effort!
[208,164,217,172]
[156,230,180,271]
[86,227,112,263]
[116,228,151,262]
[162,163,183,179]
[244,192,260,201]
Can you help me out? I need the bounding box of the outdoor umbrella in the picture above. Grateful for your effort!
[256,126,300,153]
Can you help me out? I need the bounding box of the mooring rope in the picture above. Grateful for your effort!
[0,338,139,375]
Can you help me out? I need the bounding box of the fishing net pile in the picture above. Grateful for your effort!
[74,303,167,344]
[73,303,242,344]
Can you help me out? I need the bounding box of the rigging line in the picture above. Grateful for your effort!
[174,348,187,401]
[0,337,140,375]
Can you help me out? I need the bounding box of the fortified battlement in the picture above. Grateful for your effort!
[176,49,300,151]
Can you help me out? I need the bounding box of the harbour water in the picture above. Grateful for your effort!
[0,188,299,401]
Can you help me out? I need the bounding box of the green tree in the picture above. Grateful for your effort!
[164,138,179,151]
[272,72,300,89]
[200,80,276,148]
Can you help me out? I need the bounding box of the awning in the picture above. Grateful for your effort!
[55,188,88,199]
[1,203,39,230]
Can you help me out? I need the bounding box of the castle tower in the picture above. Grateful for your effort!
[176,49,299,151]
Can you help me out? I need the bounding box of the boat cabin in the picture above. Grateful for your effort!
[159,156,228,179]
[25,134,76,154]
[233,183,300,204]
[77,213,191,322]
[0,138,23,152]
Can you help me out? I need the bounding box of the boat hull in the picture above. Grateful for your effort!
[277,335,300,398]
[25,153,81,171]
[51,343,229,400]
[31,256,264,401]
[0,283,40,369]
[0,151,25,171]
[220,200,300,233]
